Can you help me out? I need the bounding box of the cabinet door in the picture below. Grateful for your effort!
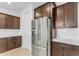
[0,14,5,28]
[5,15,14,29]
[52,42,62,56]
[6,37,15,50]
[35,3,52,19]
[0,39,7,53]
[13,16,20,29]
[41,3,51,17]
[52,46,62,56]
[35,6,42,18]
[13,36,21,48]
[63,48,79,56]
[64,2,77,28]
[56,5,65,28]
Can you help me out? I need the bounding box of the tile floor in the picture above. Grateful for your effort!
[0,48,32,56]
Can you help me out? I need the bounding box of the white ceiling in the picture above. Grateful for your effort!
[0,2,67,13]
[0,2,32,13]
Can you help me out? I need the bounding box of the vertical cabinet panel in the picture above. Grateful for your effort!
[35,6,42,18]
[6,37,15,50]
[56,5,65,28]
[41,3,51,17]
[52,42,62,56]
[65,2,77,28]
[52,46,62,56]
[5,15,14,29]
[0,14,5,28]
[13,17,20,29]
[0,39,7,53]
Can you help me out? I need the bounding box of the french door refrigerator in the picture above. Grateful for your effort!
[32,17,51,56]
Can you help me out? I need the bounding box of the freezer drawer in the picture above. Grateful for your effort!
[32,45,47,56]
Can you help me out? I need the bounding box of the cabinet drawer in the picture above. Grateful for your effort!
[52,42,72,49]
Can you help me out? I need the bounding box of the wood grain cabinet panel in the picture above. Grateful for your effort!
[56,5,65,28]
[5,15,20,29]
[51,41,79,56]
[0,39,7,53]
[35,6,42,18]
[6,37,15,50]
[63,48,79,56]
[52,43,62,56]
[13,36,22,48]
[34,2,53,19]
[55,2,77,28]
[41,3,51,17]
[6,36,21,50]
[0,13,20,29]
[0,36,21,53]
[13,17,20,29]
[5,15,14,29]
[64,2,77,28]
[0,14,6,28]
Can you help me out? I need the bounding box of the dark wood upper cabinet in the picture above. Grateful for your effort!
[64,2,77,28]
[56,5,65,28]
[5,15,14,29]
[34,2,54,19]
[41,3,51,17]
[55,2,77,28]
[0,14,6,28]
[13,17,20,29]
[0,13,20,29]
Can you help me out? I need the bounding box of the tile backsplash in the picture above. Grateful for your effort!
[57,28,78,40]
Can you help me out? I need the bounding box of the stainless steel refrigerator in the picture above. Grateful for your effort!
[32,17,51,56]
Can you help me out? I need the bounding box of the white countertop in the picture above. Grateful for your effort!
[52,38,79,46]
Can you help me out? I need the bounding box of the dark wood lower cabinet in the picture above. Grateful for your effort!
[51,41,79,56]
[6,37,15,50]
[63,48,79,56]
[52,45,62,56]
[0,39,7,53]
[13,36,21,48]
[0,36,21,53]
